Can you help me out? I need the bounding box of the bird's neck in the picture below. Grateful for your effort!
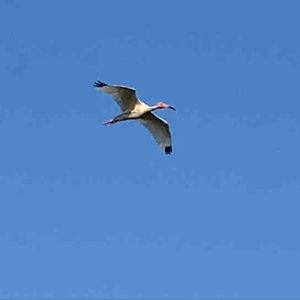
[150,105,159,111]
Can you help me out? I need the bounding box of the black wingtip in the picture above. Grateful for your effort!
[165,146,172,155]
[93,80,107,88]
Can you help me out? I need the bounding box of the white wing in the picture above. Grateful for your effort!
[94,80,139,112]
[139,112,172,154]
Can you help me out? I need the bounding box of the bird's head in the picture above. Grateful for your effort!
[156,101,176,111]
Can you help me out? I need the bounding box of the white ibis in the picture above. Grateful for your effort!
[94,80,176,154]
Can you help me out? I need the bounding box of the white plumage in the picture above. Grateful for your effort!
[94,80,175,154]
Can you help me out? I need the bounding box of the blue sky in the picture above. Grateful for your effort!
[1,0,300,299]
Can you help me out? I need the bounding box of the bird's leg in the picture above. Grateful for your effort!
[104,119,116,126]
[104,112,130,126]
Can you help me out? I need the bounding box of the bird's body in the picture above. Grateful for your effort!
[94,80,175,154]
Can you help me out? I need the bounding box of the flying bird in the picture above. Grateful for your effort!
[94,80,176,154]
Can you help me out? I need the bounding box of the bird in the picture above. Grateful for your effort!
[94,80,176,154]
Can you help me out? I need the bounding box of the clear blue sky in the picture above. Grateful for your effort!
[1,1,300,299]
